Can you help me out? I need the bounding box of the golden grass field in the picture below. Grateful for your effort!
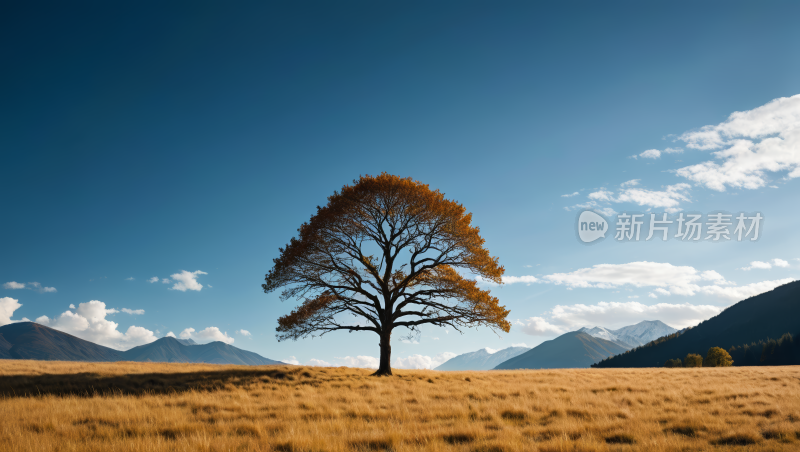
[1,361,799,451]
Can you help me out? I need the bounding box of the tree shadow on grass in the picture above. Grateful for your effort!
[0,366,306,397]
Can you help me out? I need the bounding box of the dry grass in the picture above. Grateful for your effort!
[1,361,800,451]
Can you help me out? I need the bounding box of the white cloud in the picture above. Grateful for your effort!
[585,183,691,212]
[502,275,539,284]
[515,317,566,336]
[179,328,195,339]
[561,192,580,198]
[281,356,330,366]
[28,282,57,293]
[169,270,207,292]
[69,304,76,309]
[639,149,661,159]
[161,278,170,284]
[0,297,23,326]
[3,281,25,290]
[696,278,794,301]
[477,275,539,286]
[125,277,135,281]
[620,179,640,187]
[676,94,800,191]
[699,270,727,283]
[628,295,639,299]
[306,358,332,367]
[393,352,457,370]
[587,190,614,202]
[336,355,379,369]
[543,261,721,291]
[595,207,618,216]
[35,300,156,350]
[5,281,57,293]
[236,329,252,337]
[179,326,234,344]
[664,147,684,154]
[148,277,159,283]
[563,200,618,216]
[283,356,301,365]
[741,260,773,271]
[542,261,791,301]
[648,293,658,299]
[547,300,723,330]
[121,308,145,315]
[165,331,176,338]
[511,343,528,348]
[739,259,788,271]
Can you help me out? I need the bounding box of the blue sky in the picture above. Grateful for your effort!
[2,1,800,369]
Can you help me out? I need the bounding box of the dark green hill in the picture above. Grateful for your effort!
[493,331,628,369]
[594,280,800,368]
[0,322,122,361]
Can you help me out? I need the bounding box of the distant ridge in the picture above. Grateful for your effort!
[0,322,283,365]
[594,280,800,368]
[435,346,530,371]
[121,337,284,365]
[0,322,122,361]
[494,331,628,369]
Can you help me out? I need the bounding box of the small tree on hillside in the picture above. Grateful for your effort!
[704,347,733,367]
[263,173,510,376]
[664,358,682,368]
[684,353,703,368]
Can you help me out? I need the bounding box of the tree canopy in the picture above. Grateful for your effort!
[263,173,510,375]
[684,353,703,368]
[704,347,733,367]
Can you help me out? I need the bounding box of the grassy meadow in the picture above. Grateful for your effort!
[1,361,799,451]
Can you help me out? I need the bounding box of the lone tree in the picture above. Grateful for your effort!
[684,353,703,368]
[664,358,682,368]
[263,173,510,376]
[704,347,734,367]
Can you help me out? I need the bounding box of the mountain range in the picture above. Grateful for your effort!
[493,331,629,369]
[122,336,282,365]
[434,346,530,370]
[0,322,284,365]
[595,280,800,368]
[434,320,677,370]
[0,322,123,361]
[579,320,678,348]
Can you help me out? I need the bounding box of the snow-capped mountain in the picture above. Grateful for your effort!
[579,320,677,348]
[579,326,618,343]
[434,346,530,371]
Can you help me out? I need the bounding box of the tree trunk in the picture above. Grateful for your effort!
[372,330,393,376]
